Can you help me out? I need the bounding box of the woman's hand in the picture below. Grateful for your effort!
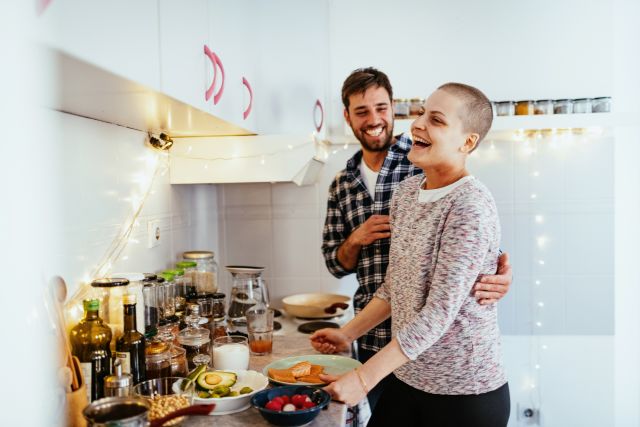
[310,328,352,354]
[473,252,513,305]
[321,370,368,406]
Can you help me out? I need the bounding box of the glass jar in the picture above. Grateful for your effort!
[211,292,226,322]
[177,304,211,370]
[172,266,195,316]
[157,329,188,377]
[409,98,424,117]
[592,97,611,113]
[494,101,515,116]
[142,275,160,338]
[176,262,198,298]
[534,100,554,115]
[144,340,172,380]
[515,100,534,115]
[158,272,177,322]
[573,98,592,114]
[553,99,573,114]
[90,278,131,350]
[182,251,218,294]
[393,99,410,118]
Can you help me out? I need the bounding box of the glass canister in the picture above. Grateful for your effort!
[393,99,410,118]
[177,304,212,370]
[158,272,177,322]
[112,273,146,334]
[90,278,131,349]
[144,340,172,380]
[409,98,424,117]
[182,251,218,295]
[157,328,188,377]
[142,275,160,338]
[534,100,554,115]
[494,101,515,116]
[572,98,592,114]
[515,100,534,115]
[553,99,573,114]
[592,97,611,113]
[173,266,196,316]
[176,262,198,297]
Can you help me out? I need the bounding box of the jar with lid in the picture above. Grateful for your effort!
[592,97,611,113]
[393,99,410,118]
[494,101,515,116]
[534,100,554,115]
[173,265,196,316]
[157,327,188,377]
[158,272,178,323]
[182,251,218,294]
[409,98,424,117]
[90,278,131,350]
[553,99,573,114]
[515,100,534,115]
[142,275,160,338]
[144,340,172,380]
[572,98,592,114]
[177,304,212,370]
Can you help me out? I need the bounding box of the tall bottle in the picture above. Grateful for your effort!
[115,294,146,384]
[70,299,112,401]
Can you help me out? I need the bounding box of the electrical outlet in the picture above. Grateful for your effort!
[147,219,161,248]
[516,403,540,425]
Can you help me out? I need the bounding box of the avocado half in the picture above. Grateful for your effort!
[196,371,237,390]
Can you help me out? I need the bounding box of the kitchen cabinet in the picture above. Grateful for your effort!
[37,0,161,90]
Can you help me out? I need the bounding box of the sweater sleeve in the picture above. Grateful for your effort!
[321,178,352,278]
[396,193,497,360]
[373,185,402,303]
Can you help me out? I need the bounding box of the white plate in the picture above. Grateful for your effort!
[173,370,269,415]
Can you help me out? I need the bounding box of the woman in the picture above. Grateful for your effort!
[311,82,510,426]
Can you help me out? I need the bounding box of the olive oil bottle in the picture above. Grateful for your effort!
[115,294,146,384]
[70,299,112,401]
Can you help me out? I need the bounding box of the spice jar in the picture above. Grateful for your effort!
[182,251,218,295]
[592,97,611,113]
[142,275,160,338]
[494,101,515,116]
[534,100,554,115]
[144,340,172,380]
[157,329,188,377]
[177,304,211,370]
[393,99,410,118]
[572,98,592,114]
[515,100,534,115]
[409,98,424,117]
[553,99,573,114]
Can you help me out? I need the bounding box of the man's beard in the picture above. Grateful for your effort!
[353,126,394,152]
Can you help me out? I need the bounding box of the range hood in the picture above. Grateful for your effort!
[43,46,324,185]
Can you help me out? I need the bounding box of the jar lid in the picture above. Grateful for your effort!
[212,292,226,300]
[159,272,175,282]
[156,277,166,284]
[176,261,197,269]
[495,101,514,105]
[122,294,137,305]
[83,299,100,311]
[593,96,611,101]
[173,269,185,276]
[143,274,158,282]
[554,99,571,102]
[178,328,211,346]
[573,98,591,102]
[183,251,215,260]
[225,265,265,275]
[112,273,145,282]
[145,341,170,356]
[515,100,534,103]
[188,292,215,301]
[535,99,552,103]
[162,269,182,276]
[91,278,130,288]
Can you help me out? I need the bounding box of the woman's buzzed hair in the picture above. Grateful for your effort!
[342,67,393,110]
[438,82,493,151]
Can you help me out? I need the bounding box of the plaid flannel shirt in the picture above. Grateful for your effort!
[322,133,422,352]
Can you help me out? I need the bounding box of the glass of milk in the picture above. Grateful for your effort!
[212,336,250,371]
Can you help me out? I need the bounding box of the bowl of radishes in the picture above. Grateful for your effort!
[251,385,331,426]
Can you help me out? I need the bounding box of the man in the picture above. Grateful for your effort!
[319,68,513,410]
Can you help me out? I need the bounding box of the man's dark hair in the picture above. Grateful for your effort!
[438,82,493,151]
[341,67,393,110]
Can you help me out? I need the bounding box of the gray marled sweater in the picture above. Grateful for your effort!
[375,174,507,395]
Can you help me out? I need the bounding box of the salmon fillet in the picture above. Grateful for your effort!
[290,361,312,378]
[298,374,325,384]
[309,364,324,375]
[268,368,296,383]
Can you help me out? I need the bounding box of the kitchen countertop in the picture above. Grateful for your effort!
[181,312,351,427]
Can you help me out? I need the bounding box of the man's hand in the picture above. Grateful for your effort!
[473,252,513,305]
[337,215,390,270]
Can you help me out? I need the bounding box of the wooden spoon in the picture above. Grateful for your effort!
[50,276,79,390]
[149,404,215,427]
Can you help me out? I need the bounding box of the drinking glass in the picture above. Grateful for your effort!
[212,336,250,371]
[246,307,274,356]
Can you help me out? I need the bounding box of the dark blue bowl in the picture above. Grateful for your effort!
[251,385,331,426]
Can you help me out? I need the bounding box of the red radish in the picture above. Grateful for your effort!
[265,400,283,411]
[271,396,285,407]
[303,400,316,409]
[280,395,290,405]
[283,403,296,412]
[291,394,307,408]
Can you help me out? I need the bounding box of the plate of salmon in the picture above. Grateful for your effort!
[263,355,362,386]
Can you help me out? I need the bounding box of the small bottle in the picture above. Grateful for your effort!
[115,294,146,384]
[90,350,110,401]
[104,359,133,397]
[70,299,112,402]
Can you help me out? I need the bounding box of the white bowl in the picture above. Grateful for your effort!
[173,370,269,415]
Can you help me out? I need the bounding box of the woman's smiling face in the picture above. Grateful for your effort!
[408,89,477,171]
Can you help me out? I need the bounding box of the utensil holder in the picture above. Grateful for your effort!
[66,357,88,427]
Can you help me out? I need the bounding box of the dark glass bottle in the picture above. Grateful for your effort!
[70,299,112,401]
[115,294,146,384]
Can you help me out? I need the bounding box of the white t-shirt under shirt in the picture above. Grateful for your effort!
[418,175,474,203]
[360,160,380,199]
